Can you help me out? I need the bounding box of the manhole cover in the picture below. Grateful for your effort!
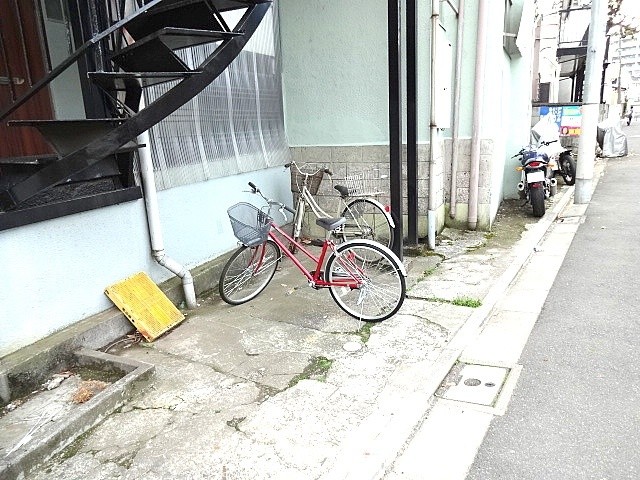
[436,362,509,407]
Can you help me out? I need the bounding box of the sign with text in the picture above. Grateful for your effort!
[539,105,582,136]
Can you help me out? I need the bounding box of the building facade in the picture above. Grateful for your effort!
[0,0,539,357]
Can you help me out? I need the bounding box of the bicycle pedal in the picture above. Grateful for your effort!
[311,270,324,278]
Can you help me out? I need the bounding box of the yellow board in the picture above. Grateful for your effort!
[104,272,185,342]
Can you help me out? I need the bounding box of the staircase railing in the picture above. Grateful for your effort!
[0,0,272,214]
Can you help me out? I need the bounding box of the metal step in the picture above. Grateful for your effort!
[154,27,240,50]
[6,120,141,188]
[125,2,228,40]
[111,38,190,73]
[88,73,144,113]
[136,0,270,14]
[89,71,203,91]
[8,119,141,156]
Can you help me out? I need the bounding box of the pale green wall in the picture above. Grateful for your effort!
[278,0,537,229]
[278,0,474,146]
[279,0,390,145]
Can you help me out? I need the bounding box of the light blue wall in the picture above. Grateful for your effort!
[0,168,291,356]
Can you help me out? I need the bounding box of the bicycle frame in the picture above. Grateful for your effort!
[267,221,361,289]
[293,183,395,240]
[293,184,330,233]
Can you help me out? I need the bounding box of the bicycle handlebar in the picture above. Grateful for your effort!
[284,161,332,177]
[246,182,295,216]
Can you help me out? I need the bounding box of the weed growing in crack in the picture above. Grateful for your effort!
[288,356,333,388]
[357,322,373,343]
[417,266,437,283]
[451,296,482,308]
[424,296,482,308]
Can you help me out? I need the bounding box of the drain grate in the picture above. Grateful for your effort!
[435,362,510,407]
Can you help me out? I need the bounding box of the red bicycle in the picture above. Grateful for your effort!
[219,182,406,321]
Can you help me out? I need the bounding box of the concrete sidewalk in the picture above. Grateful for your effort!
[1,177,586,480]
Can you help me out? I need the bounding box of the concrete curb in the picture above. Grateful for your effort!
[324,185,578,480]
[0,349,154,480]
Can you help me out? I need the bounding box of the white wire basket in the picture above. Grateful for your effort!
[344,168,386,197]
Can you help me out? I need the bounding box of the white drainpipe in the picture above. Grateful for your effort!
[449,0,465,219]
[468,0,489,231]
[427,0,440,249]
[137,129,198,309]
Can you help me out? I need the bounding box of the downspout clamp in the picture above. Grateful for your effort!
[138,129,198,309]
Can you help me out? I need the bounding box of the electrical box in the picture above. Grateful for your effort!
[434,24,453,128]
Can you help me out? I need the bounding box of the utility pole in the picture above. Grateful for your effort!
[575,0,608,203]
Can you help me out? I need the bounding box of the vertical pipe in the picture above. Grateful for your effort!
[575,0,607,204]
[468,0,489,231]
[449,0,465,219]
[427,0,440,248]
[388,0,403,260]
[407,0,418,245]
[138,129,198,309]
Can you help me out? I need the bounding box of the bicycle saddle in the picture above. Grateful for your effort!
[316,217,346,231]
[334,185,350,198]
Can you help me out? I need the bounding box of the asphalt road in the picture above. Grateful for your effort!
[467,125,640,479]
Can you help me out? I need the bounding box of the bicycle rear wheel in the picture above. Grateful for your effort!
[219,240,281,305]
[325,241,405,321]
[341,198,394,250]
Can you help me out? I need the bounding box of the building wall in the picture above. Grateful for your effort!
[279,0,448,237]
[279,0,537,233]
[0,167,291,357]
[0,4,291,357]
[279,0,391,146]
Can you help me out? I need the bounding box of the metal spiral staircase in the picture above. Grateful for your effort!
[0,0,271,227]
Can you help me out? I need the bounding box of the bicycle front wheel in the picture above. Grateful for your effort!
[325,241,406,321]
[341,198,394,250]
[219,240,281,305]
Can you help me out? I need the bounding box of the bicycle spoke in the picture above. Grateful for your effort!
[326,242,405,321]
[219,242,280,305]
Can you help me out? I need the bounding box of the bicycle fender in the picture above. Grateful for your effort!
[335,239,407,277]
[363,198,396,229]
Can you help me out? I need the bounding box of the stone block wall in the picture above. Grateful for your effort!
[443,137,495,229]
[288,141,447,239]
[288,135,499,238]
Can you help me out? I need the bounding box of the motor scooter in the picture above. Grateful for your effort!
[513,145,554,218]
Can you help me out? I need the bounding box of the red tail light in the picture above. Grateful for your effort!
[385,205,391,213]
[528,161,541,167]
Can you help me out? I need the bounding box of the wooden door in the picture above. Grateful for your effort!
[0,0,54,157]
